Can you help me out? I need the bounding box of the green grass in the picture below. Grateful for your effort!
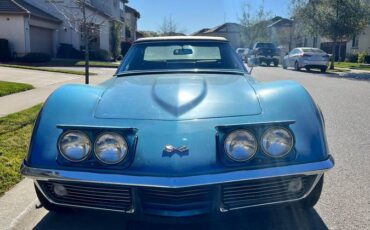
[0,104,42,196]
[334,62,370,71]
[0,64,97,75]
[38,59,119,68]
[0,81,34,97]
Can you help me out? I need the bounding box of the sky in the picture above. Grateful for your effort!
[128,0,290,34]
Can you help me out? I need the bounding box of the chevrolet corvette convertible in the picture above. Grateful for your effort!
[21,36,334,218]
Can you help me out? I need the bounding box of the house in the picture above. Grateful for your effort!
[124,5,140,42]
[0,0,140,58]
[267,16,294,53]
[192,23,246,49]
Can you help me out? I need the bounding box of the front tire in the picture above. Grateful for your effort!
[34,184,72,213]
[299,176,324,209]
[273,60,279,67]
[321,67,327,73]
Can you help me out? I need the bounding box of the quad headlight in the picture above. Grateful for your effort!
[94,132,128,165]
[261,127,294,157]
[224,130,258,162]
[58,131,92,162]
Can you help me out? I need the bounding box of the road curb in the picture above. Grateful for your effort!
[0,178,38,230]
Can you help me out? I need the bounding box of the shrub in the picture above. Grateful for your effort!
[22,52,51,63]
[90,49,112,61]
[57,43,83,59]
[0,39,12,61]
[345,53,358,63]
[358,51,369,64]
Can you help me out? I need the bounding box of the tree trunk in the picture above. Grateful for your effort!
[84,36,89,85]
[330,41,336,70]
[82,1,89,85]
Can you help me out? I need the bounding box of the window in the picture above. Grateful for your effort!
[313,37,318,48]
[119,1,124,10]
[352,36,359,48]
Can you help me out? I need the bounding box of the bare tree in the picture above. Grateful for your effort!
[239,1,272,47]
[158,16,185,36]
[50,0,109,84]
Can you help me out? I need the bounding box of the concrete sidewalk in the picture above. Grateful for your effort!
[0,66,113,229]
[0,66,113,117]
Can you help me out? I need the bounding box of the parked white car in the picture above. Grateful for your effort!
[283,47,329,73]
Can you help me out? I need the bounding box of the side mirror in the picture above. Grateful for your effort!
[116,55,123,61]
[247,57,257,68]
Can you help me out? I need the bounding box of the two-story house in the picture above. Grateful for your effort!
[0,0,130,58]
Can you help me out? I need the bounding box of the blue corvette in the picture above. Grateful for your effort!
[21,36,334,218]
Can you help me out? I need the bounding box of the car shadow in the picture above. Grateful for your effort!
[33,206,328,230]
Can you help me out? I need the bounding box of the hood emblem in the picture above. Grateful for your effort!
[163,145,189,156]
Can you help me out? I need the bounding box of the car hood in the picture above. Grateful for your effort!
[94,73,262,120]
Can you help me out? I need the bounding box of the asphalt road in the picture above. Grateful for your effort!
[10,67,370,230]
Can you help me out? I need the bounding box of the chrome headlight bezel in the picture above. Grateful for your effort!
[224,129,258,162]
[260,126,294,158]
[94,132,129,165]
[58,130,92,162]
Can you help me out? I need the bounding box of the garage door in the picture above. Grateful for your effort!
[30,26,53,55]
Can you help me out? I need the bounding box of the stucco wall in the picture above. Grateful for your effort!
[0,14,28,56]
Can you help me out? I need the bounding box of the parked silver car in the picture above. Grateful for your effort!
[283,48,329,73]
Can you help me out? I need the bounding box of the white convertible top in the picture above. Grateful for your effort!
[135,36,228,43]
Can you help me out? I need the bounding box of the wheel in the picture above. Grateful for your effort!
[321,67,327,73]
[306,67,311,72]
[273,61,279,67]
[266,61,271,67]
[34,184,72,213]
[299,176,324,209]
[294,61,301,71]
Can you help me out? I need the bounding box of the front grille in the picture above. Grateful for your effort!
[140,186,213,215]
[38,181,133,212]
[221,175,317,210]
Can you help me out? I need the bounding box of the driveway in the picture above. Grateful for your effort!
[2,66,370,229]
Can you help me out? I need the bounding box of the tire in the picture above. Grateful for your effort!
[34,184,72,213]
[273,61,279,67]
[299,176,324,209]
[306,67,311,72]
[294,61,301,71]
[266,61,271,67]
[321,67,327,73]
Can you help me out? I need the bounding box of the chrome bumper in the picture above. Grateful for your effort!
[21,156,334,188]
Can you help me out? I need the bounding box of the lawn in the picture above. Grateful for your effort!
[0,81,34,97]
[0,64,97,75]
[0,104,42,196]
[334,62,370,71]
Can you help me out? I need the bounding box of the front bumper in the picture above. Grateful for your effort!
[21,156,334,216]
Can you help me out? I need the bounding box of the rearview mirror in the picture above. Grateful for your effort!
[173,48,193,55]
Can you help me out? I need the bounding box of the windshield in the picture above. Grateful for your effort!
[117,41,245,74]
[256,43,276,49]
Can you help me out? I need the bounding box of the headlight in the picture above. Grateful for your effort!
[94,132,128,164]
[224,130,257,162]
[261,127,293,157]
[58,131,92,162]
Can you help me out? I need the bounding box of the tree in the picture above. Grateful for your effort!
[292,0,370,69]
[239,1,272,47]
[50,0,109,84]
[158,16,185,36]
[110,20,123,61]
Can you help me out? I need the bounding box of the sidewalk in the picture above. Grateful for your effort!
[0,66,113,229]
[0,66,113,117]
